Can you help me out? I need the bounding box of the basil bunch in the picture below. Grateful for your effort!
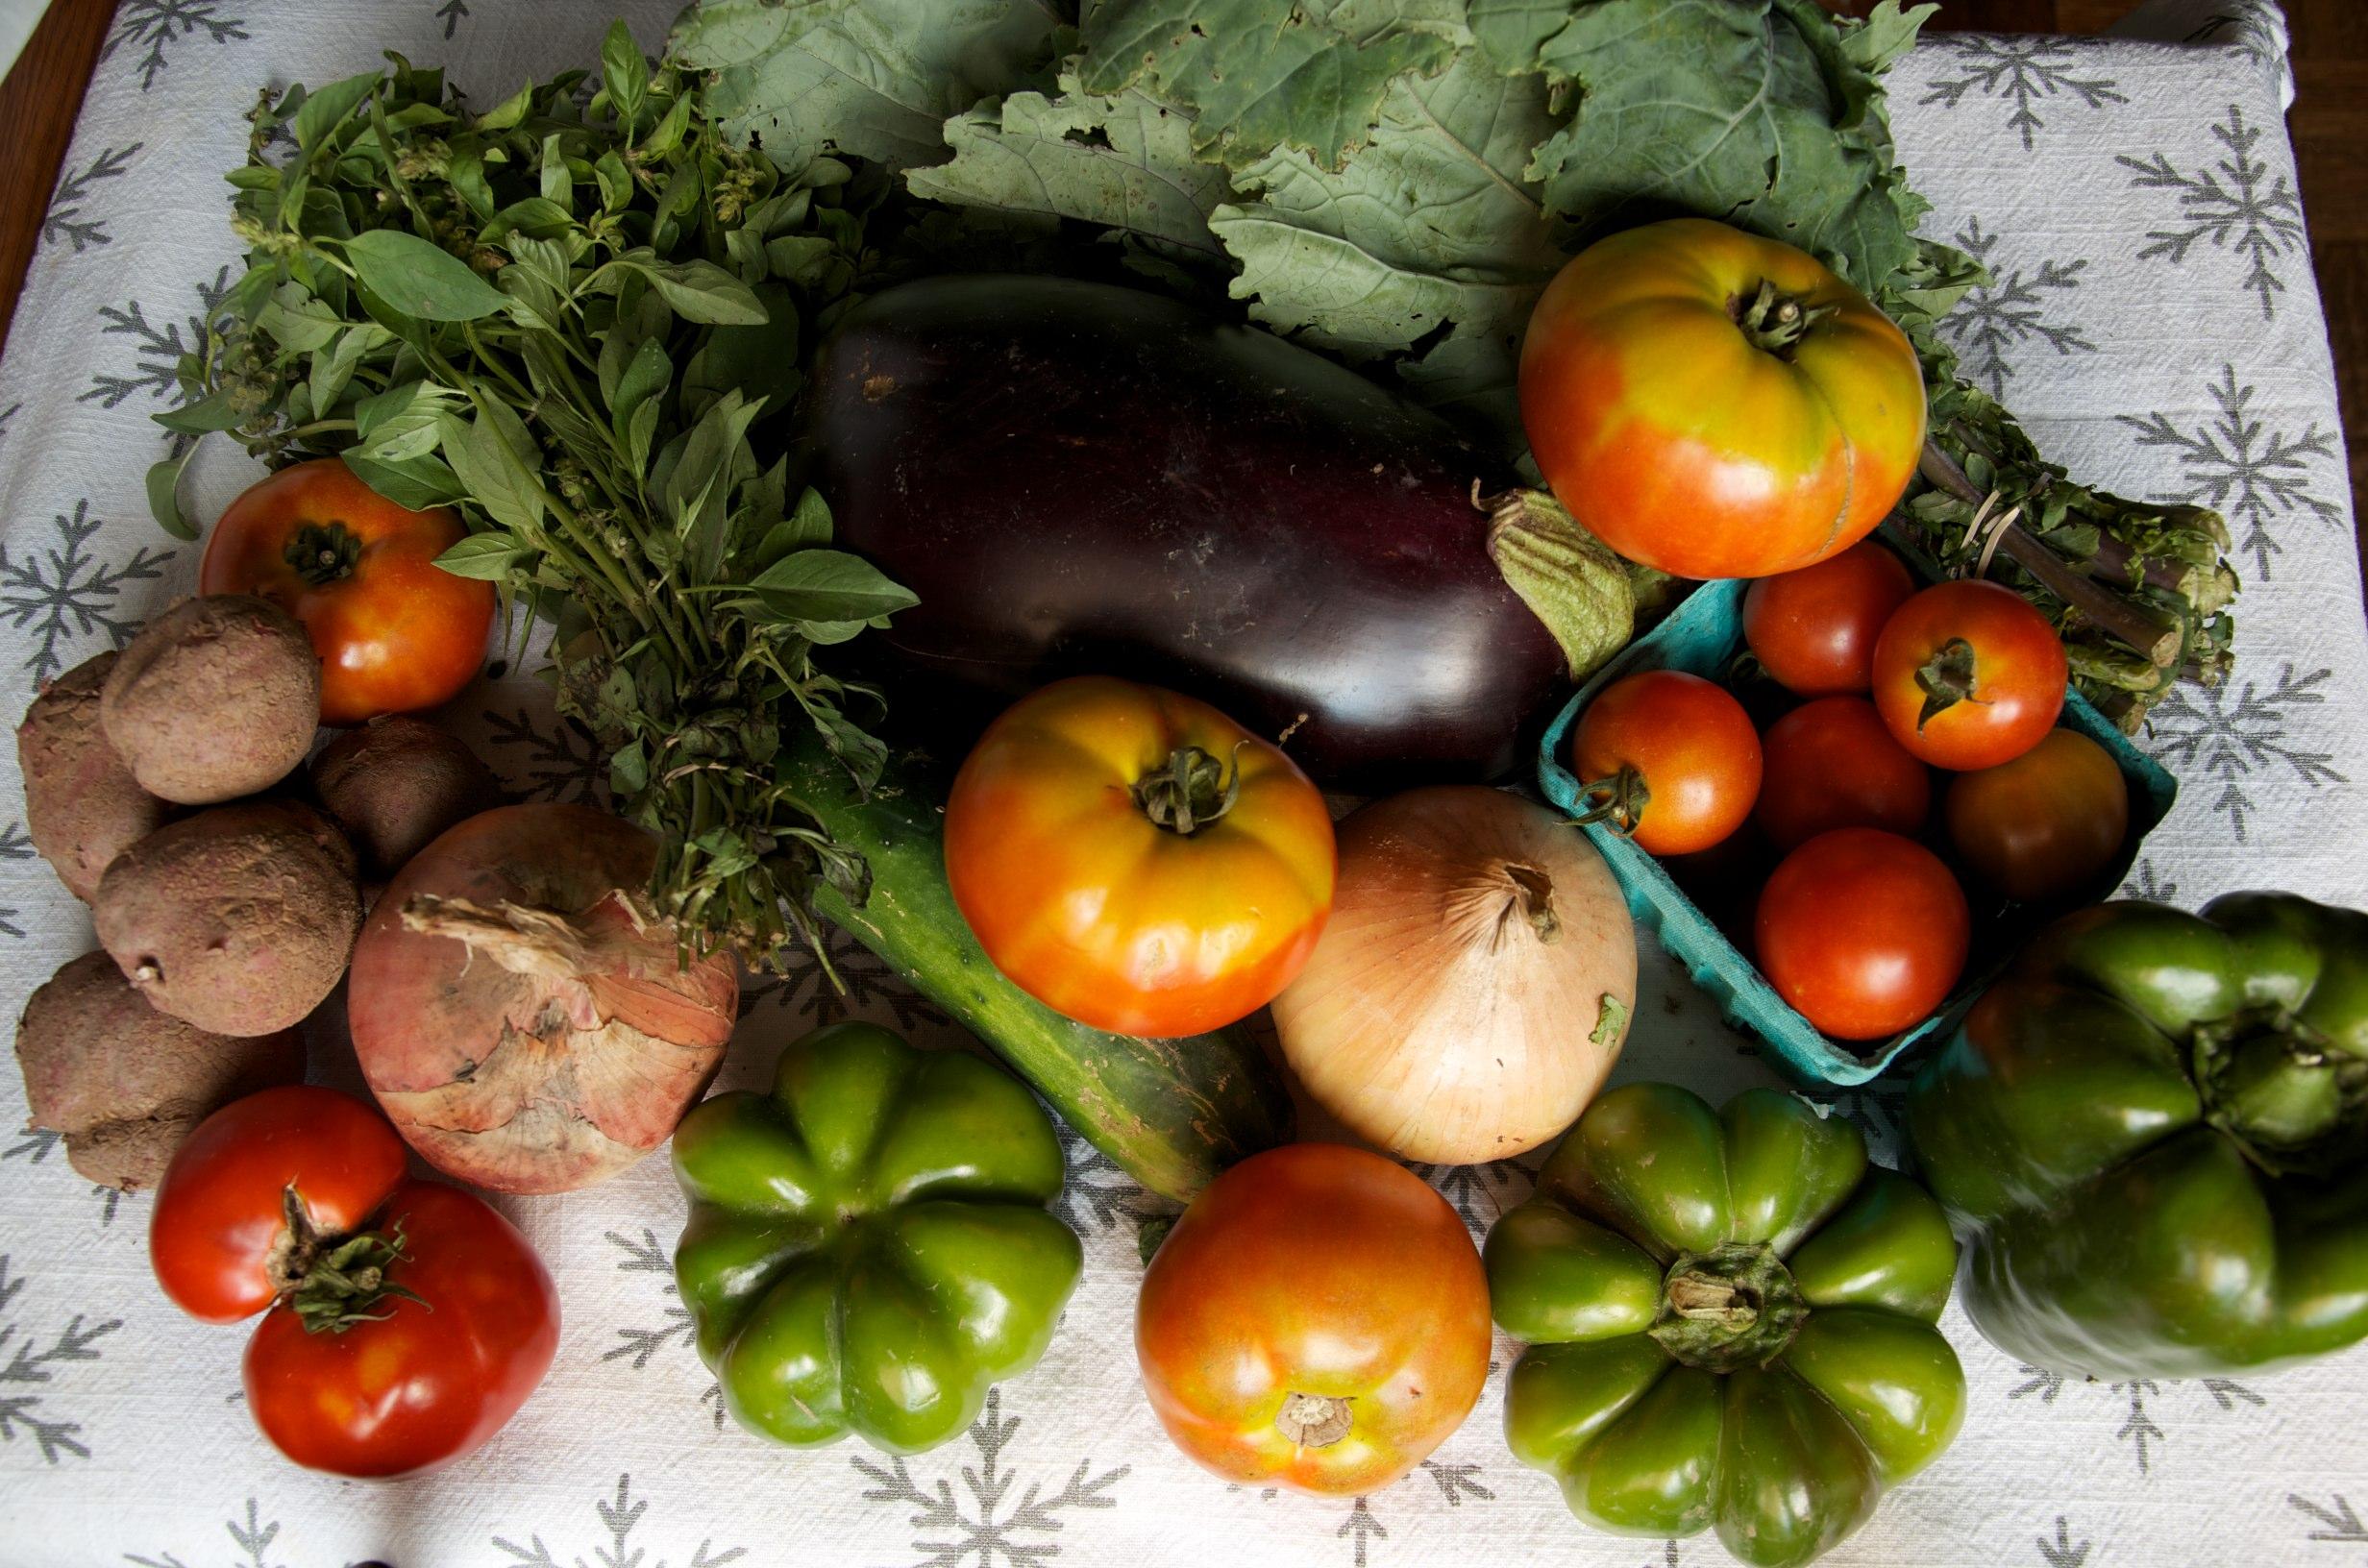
[160,23,914,968]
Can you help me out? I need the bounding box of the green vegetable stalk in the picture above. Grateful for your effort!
[158,27,916,967]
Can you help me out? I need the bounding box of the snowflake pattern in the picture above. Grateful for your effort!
[0,500,175,690]
[2121,858,2181,905]
[854,1388,1125,1568]
[2035,1516,2092,1567]
[2184,3,2283,72]
[483,705,610,802]
[436,0,472,37]
[1408,1159,1528,1235]
[493,1473,748,1568]
[1052,1122,1161,1236]
[2290,1494,2368,1544]
[1918,37,2126,153]
[84,266,234,411]
[2117,363,2341,579]
[0,1253,122,1463]
[44,145,140,255]
[0,403,17,447]
[602,1228,726,1431]
[2118,105,2305,320]
[126,1500,296,1568]
[1936,219,2095,397]
[1238,1457,1498,1567]
[2146,663,2343,843]
[1,1127,130,1225]
[739,924,949,1033]
[2005,1365,2264,1474]
[103,1,252,93]
[0,819,28,940]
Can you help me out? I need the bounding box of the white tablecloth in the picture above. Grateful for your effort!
[1,2,2363,1565]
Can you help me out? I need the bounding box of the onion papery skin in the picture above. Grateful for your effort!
[1271,788,1638,1164]
[348,803,738,1193]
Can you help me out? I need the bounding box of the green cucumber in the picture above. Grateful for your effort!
[782,740,1295,1202]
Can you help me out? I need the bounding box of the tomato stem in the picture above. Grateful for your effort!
[273,1183,430,1335]
[1568,765,1651,839]
[1730,280,1837,359]
[1274,1392,1353,1449]
[1132,744,1246,836]
[283,521,363,587]
[1913,636,1985,729]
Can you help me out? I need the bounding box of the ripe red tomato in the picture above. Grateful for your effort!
[1520,218,1926,580]
[1945,728,2132,902]
[1570,670,1762,855]
[1136,1143,1491,1496]
[1871,580,2068,771]
[945,676,1336,1038]
[1755,696,1933,852]
[151,1086,557,1478]
[1741,541,1915,696]
[201,458,495,724]
[1755,828,1969,1041]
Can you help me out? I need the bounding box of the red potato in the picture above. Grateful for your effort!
[16,651,171,902]
[346,804,739,1193]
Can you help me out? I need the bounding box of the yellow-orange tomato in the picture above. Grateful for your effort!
[944,675,1335,1038]
[1520,218,1927,580]
[201,459,494,725]
[1136,1143,1492,1495]
[1945,729,2132,902]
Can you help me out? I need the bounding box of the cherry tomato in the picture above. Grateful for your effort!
[1570,670,1762,856]
[1520,219,1926,579]
[945,675,1336,1038]
[1755,696,1933,852]
[1741,541,1915,696]
[1755,828,1969,1041]
[1945,728,2131,903]
[1136,1143,1492,1495]
[201,458,495,724]
[1871,580,2067,771]
[150,1086,557,1478]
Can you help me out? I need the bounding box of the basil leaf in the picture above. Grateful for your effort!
[293,69,381,153]
[259,284,344,354]
[610,337,671,426]
[146,451,196,541]
[740,549,918,624]
[601,21,652,134]
[481,196,576,244]
[308,323,387,415]
[438,412,547,532]
[473,80,535,133]
[434,533,537,580]
[342,230,509,321]
[152,389,247,436]
[344,450,466,511]
[624,257,768,326]
[355,381,456,461]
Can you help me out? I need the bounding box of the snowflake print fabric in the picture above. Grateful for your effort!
[0,4,2366,1567]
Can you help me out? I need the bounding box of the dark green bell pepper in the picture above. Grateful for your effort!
[1908,892,2368,1378]
[1486,1084,1963,1568]
[672,1021,1084,1454]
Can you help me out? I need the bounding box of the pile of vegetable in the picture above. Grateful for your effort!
[0,2,2356,1560]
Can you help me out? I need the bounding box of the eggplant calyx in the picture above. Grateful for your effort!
[270,1183,430,1335]
[1133,744,1246,836]
[284,521,363,586]
[1730,280,1836,359]
[1914,636,1986,729]
[1479,486,1635,683]
[1648,1241,1808,1373]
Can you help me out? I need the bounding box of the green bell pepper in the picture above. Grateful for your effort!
[1486,1084,1963,1568]
[1907,892,2368,1378]
[672,1021,1084,1454]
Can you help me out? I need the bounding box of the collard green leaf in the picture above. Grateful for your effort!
[1078,0,1470,173]
[1210,50,1562,422]
[343,229,511,321]
[670,0,1066,171]
[1510,0,1919,291]
[907,77,1236,264]
[740,548,918,624]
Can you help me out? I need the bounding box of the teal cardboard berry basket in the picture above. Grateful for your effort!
[1537,575,2179,1088]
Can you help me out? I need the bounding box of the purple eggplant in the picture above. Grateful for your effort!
[807,276,1628,786]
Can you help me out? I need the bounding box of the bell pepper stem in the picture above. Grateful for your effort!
[1647,1242,1808,1374]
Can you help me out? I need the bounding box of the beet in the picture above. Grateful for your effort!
[808,276,1626,787]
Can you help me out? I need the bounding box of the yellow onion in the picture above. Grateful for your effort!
[1271,787,1637,1163]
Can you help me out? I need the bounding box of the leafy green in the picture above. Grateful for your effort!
[667,0,1071,170]
[162,27,915,968]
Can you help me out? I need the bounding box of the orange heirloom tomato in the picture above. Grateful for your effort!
[1136,1143,1492,1495]
[1520,218,1927,580]
[944,675,1335,1038]
[201,458,495,724]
